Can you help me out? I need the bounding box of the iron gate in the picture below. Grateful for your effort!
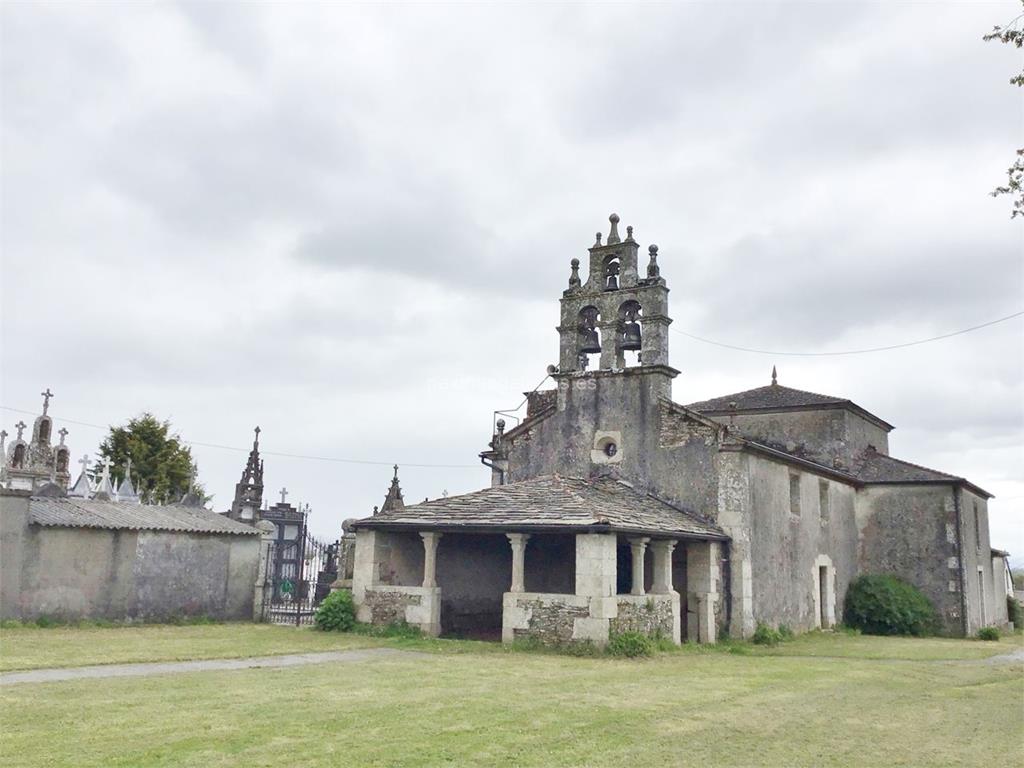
[261,527,339,626]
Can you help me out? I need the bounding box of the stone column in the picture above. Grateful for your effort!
[252,520,276,622]
[420,532,442,588]
[628,537,650,595]
[686,540,720,644]
[650,540,677,594]
[506,533,531,593]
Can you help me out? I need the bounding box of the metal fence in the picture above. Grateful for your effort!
[261,525,339,627]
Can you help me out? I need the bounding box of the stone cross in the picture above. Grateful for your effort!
[0,430,7,454]
[280,487,288,504]
[15,421,26,441]
[78,454,89,473]
[40,388,54,415]
[124,456,132,479]
[58,427,68,446]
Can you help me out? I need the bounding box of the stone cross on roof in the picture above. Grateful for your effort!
[58,427,68,446]
[0,430,7,454]
[15,421,26,440]
[124,456,132,479]
[280,487,288,504]
[253,425,261,447]
[40,388,54,415]
[78,454,89,472]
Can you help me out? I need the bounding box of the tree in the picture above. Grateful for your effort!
[984,2,1024,217]
[96,414,206,505]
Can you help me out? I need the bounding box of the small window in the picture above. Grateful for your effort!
[973,502,981,551]
[819,480,830,522]
[789,474,801,517]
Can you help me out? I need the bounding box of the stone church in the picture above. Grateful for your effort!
[350,214,1005,645]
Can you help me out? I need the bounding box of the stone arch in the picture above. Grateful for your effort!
[602,253,621,291]
[617,299,643,366]
[577,306,601,369]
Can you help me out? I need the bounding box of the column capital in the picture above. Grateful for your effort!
[507,533,531,593]
[628,536,651,550]
[506,532,531,547]
[420,531,443,546]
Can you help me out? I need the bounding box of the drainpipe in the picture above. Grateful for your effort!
[952,486,968,637]
[480,456,505,486]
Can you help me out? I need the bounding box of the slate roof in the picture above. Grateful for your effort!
[687,384,893,430]
[28,497,261,535]
[355,474,726,540]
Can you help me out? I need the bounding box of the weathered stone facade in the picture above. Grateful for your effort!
[611,595,676,637]
[362,589,423,626]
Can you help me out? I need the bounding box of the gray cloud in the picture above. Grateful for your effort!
[2,2,1020,558]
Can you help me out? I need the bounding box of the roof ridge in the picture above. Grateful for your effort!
[860,450,961,481]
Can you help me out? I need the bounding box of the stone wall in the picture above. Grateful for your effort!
[855,484,963,635]
[503,594,591,644]
[0,493,259,622]
[357,585,441,636]
[611,594,678,639]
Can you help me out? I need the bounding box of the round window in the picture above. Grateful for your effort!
[603,442,618,457]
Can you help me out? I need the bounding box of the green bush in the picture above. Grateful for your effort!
[977,626,1000,641]
[1007,597,1022,629]
[842,575,937,636]
[314,590,356,632]
[777,624,794,640]
[606,631,655,658]
[752,623,782,646]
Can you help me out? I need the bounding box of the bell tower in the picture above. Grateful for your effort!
[557,213,673,375]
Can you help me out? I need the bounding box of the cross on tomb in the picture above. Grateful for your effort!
[280,487,288,504]
[15,421,26,440]
[124,456,132,478]
[40,388,54,415]
[78,454,89,473]
[58,427,68,446]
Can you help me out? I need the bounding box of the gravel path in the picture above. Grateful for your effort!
[0,648,425,686]
[982,647,1024,665]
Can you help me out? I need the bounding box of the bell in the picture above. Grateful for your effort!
[604,273,618,290]
[620,321,642,351]
[579,327,601,355]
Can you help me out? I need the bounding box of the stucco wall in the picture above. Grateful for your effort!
[0,493,259,622]
[747,455,858,632]
[855,485,963,635]
[704,407,889,467]
[957,488,994,633]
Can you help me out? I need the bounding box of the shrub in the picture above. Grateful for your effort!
[842,575,937,636]
[777,624,794,640]
[753,623,782,646]
[977,626,1000,641]
[606,631,655,658]
[1008,597,1022,629]
[314,590,356,632]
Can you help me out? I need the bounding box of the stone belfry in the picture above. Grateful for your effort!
[228,426,264,522]
[557,213,673,376]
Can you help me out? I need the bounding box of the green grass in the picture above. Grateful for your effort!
[0,623,384,672]
[1,626,1021,767]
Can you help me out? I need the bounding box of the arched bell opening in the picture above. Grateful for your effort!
[602,254,621,291]
[55,448,69,475]
[618,300,643,367]
[577,306,602,370]
[11,444,26,469]
[36,417,51,444]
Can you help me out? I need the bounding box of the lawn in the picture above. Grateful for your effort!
[1,626,1021,767]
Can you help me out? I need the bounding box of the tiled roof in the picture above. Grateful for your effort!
[29,497,260,535]
[687,384,848,412]
[851,450,993,498]
[355,474,726,539]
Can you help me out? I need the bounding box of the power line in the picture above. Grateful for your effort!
[672,310,1024,357]
[0,406,480,469]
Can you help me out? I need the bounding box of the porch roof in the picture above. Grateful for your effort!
[352,474,727,540]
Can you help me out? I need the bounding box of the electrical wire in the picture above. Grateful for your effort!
[671,310,1023,356]
[0,406,480,469]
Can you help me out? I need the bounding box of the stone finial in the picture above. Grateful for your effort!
[373,505,379,515]
[568,258,581,288]
[607,213,621,244]
[58,427,68,446]
[40,388,54,415]
[647,244,660,278]
[496,418,506,436]
[594,232,602,246]
[253,425,261,448]
[393,463,399,479]
[771,365,778,386]
[728,402,738,429]
[14,421,26,441]
[279,486,288,504]
[626,225,634,241]
[0,430,7,456]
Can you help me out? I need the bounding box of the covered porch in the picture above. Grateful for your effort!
[349,475,727,646]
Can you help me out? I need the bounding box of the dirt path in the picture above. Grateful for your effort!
[0,648,425,686]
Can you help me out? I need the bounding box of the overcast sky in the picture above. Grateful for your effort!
[2,2,1021,561]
